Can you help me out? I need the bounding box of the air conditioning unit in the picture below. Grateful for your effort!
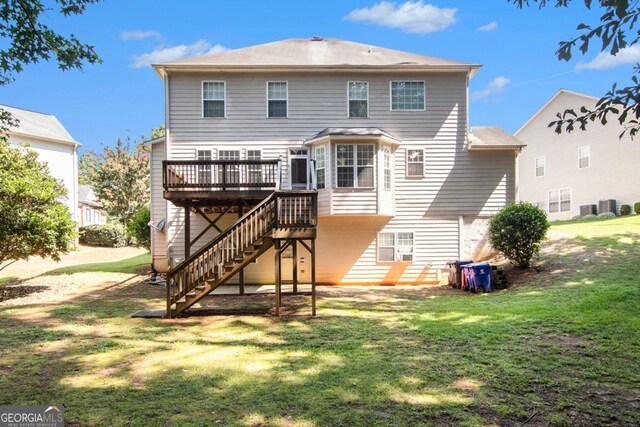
[580,204,597,216]
[399,252,414,262]
[599,199,617,214]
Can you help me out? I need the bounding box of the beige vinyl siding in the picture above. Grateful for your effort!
[517,91,640,220]
[150,140,169,271]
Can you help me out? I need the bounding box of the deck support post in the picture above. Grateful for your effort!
[311,238,316,316]
[292,239,298,294]
[184,204,191,259]
[275,239,282,316]
[238,199,245,296]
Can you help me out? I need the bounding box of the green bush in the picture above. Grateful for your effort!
[634,202,640,214]
[127,206,151,250]
[620,204,631,216]
[80,224,127,247]
[597,212,617,219]
[572,215,583,221]
[582,214,597,220]
[488,202,550,269]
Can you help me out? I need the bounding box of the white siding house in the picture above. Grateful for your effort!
[2,105,80,223]
[516,89,640,220]
[150,38,523,287]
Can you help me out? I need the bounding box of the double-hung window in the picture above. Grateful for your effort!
[336,144,374,188]
[203,81,225,118]
[579,145,590,168]
[535,156,545,177]
[548,188,571,213]
[218,150,240,185]
[377,231,415,262]
[391,81,425,110]
[406,149,424,177]
[314,146,326,189]
[348,81,368,118]
[382,146,392,190]
[197,149,212,184]
[267,81,288,118]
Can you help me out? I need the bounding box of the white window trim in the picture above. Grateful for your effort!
[202,81,226,118]
[266,81,289,118]
[334,143,375,189]
[347,81,369,118]
[535,156,545,177]
[578,145,590,168]
[548,188,571,214]
[382,146,392,191]
[314,145,326,189]
[377,231,415,262]
[406,148,425,178]
[389,80,426,111]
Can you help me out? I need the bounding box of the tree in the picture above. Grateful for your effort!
[0,0,101,133]
[127,206,151,250]
[150,125,165,140]
[488,202,550,269]
[80,138,149,228]
[510,0,640,137]
[0,140,77,272]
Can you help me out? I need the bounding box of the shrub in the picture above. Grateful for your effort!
[597,212,617,219]
[572,215,583,221]
[634,202,640,215]
[488,202,550,269]
[620,204,631,216]
[127,206,151,250]
[582,214,597,220]
[80,224,127,247]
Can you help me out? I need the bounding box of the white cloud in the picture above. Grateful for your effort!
[130,40,227,68]
[346,1,457,34]
[471,76,511,101]
[576,44,640,71]
[121,30,163,41]
[476,21,498,32]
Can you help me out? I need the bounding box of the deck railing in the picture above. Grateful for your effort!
[163,160,280,191]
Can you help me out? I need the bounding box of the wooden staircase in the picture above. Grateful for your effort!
[166,191,317,318]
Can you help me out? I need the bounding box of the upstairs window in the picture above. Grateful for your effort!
[535,156,545,177]
[377,231,415,262]
[267,81,288,118]
[406,149,424,177]
[579,145,590,168]
[549,188,571,213]
[315,146,326,189]
[336,144,374,188]
[203,81,225,118]
[391,81,425,110]
[382,146,392,190]
[348,81,368,118]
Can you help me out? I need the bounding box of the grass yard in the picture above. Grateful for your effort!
[0,217,638,426]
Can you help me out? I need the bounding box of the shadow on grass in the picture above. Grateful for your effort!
[43,252,151,276]
[0,235,638,426]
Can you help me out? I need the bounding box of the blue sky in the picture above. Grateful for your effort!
[1,0,635,153]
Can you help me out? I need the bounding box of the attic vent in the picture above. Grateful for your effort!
[310,36,325,41]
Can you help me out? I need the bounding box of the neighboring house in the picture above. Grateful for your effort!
[149,38,523,317]
[516,89,640,220]
[78,184,108,227]
[1,104,80,223]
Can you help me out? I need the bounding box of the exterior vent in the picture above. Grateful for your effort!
[310,36,325,42]
[400,253,414,262]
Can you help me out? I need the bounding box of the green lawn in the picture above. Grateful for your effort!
[0,219,638,426]
[43,252,151,276]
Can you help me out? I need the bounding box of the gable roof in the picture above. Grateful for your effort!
[514,89,599,136]
[1,104,79,146]
[468,127,526,151]
[78,184,101,208]
[153,37,480,76]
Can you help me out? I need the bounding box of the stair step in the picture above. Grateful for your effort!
[234,256,244,262]
[243,249,255,255]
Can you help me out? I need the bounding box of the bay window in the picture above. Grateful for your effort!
[336,144,374,188]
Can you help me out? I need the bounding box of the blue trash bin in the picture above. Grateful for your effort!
[469,262,491,292]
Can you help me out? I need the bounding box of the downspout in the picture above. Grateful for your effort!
[163,67,171,261]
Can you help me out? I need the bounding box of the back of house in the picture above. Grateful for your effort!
[516,89,640,220]
[150,37,522,295]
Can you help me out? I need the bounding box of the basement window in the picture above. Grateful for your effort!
[377,231,415,262]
